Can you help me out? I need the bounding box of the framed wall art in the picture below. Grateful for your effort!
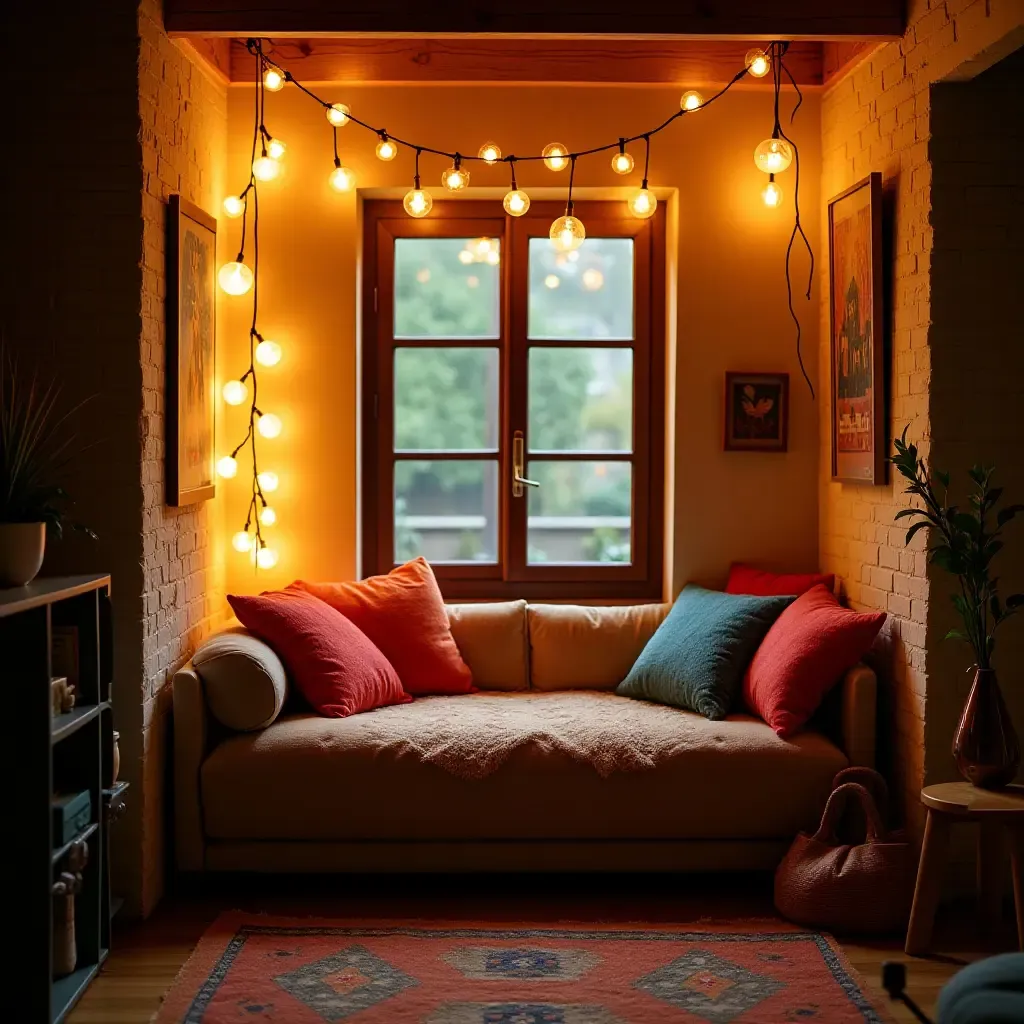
[828,172,885,483]
[724,372,789,452]
[166,194,217,505]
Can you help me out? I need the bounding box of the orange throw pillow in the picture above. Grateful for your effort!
[294,558,474,696]
[227,587,410,717]
[743,584,885,737]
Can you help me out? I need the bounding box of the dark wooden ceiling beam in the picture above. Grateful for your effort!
[225,38,823,85]
[165,1,905,39]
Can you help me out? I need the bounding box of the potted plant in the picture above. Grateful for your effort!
[890,427,1023,788]
[0,350,94,587]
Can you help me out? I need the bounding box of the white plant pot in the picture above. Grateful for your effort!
[0,522,46,587]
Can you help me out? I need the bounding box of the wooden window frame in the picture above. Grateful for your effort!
[362,198,665,601]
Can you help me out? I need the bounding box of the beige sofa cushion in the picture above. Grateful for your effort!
[201,691,846,843]
[528,603,670,690]
[192,625,288,731]
[447,601,528,691]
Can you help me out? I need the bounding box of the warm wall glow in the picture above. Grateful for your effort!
[218,261,253,296]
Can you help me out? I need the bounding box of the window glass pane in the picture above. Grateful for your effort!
[395,460,498,563]
[395,347,499,451]
[527,237,634,340]
[394,237,501,339]
[529,348,632,452]
[526,461,631,564]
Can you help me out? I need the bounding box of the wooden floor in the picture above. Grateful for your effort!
[68,873,1016,1023]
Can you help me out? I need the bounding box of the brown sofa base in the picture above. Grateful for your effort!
[203,839,791,874]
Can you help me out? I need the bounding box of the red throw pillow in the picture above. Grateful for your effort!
[726,562,835,597]
[227,587,410,717]
[294,558,474,696]
[743,585,885,737]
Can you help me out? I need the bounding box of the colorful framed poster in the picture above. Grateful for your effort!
[167,194,217,505]
[828,172,885,483]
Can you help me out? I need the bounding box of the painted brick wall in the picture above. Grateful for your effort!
[819,0,1024,833]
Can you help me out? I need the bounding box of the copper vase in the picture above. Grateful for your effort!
[953,668,1020,789]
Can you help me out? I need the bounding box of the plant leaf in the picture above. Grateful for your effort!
[894,508,922,521]
[944,629,968,643]
[997,504,1024,528]
[1007,594,1024,609]
[905,521,930,546]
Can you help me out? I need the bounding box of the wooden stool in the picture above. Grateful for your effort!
[905,782,1024,955]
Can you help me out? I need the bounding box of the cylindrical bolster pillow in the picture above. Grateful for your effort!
[192,626,288,731]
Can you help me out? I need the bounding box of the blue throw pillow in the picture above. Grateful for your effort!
[616,585,792,719]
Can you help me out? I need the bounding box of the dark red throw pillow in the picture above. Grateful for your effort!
[227,587,410,717]
[743,585,885,737]
[726,562,835,597]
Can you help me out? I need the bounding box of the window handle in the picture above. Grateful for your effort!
[512,431,540,497]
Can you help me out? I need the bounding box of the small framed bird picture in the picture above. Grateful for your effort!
[724,372,789,452]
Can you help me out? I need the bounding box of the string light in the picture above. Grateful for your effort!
[232,530,253,553]
[542,143,569,171]
[326,102,351,127]
[478,142,501,163]
[256,547,279,569]
[611,139,634,175]
[263,67,285,91]
[329,163,356,192]
[375,133,397,161]
[217,456,238,479]
[267,136,287,160]
[745,48,771,78]
[550,155,585,252]
[252,152,279,181]
[404,148,434,217]
[222,380,248,405]
[441,155,470,191]
[754,137,793,174]
[627,135,657,220]
[762,175,784,208]
[458,249,475,264]
[502,158,530,216]
[260,506,277,526]
[255,339,282,366]
[223,195,245,218]
[218,257,253,296]
[257,471,279,493]
[680,90,704,111]
[257,412,282,439]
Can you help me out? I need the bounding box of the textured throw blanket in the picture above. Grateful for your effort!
[352,690,696,780]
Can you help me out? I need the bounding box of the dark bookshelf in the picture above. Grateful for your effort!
[3,575,126,1023]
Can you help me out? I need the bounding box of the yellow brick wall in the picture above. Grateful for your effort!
[819,0,1024,833]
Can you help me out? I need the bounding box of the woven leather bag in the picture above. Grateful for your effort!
[774,781,915,934]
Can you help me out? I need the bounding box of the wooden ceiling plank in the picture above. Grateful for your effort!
[164,0,905,38]
[225,38,824,85]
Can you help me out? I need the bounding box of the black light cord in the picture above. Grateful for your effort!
[641,134,652,189]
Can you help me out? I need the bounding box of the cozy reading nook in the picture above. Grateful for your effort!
[3,0,1024,1021]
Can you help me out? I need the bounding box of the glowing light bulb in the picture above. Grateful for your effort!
[549,215,585,252]
[458,248,475,264]
[255,340,282,367]
[222,379,248,405]
[232,530,253,553]
[611,151,634,174]
[252,155,279,181]
[326,102,350,127]
[403,188,433,217]
[628,188,657,219]
[503,189,530,217]
[441,164,469,191]
[329,164,356,192]
[745,48,771,78]
[542,143,569,171]
[544,274,560,289]
[258,471,279,492]
[217,455,238,479]
[485,249,500,266]
[256,546,279,570]
[218,260,253,296]
[762,177,784,208]
[754,138,793,174]
[478,142,501,164]
[222,195,245,218]
[264,67,285,92]
[267,137,286,160]
[257,413,282,439]
[680,90,704,111]
[260,506,277,527]
[375,138,397,161]
[582,268,605,291]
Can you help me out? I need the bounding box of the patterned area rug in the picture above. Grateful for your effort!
[157,915,893,1023]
